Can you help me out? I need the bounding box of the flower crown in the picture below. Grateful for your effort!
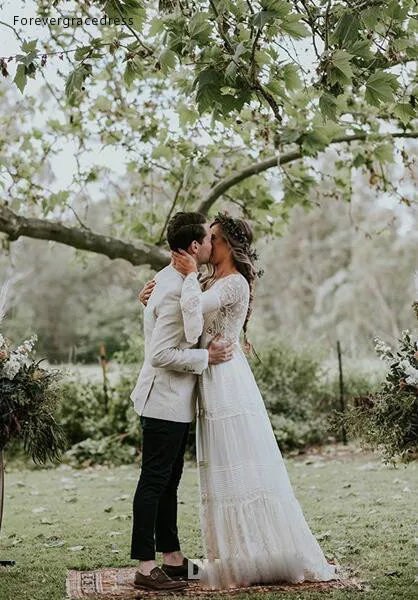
[213,212,264,278]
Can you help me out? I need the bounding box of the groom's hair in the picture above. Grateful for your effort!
[166,212,207,251]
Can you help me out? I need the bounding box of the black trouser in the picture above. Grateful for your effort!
[131,415,190,561]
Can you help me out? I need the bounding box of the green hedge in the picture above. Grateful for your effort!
[8,341,380,467]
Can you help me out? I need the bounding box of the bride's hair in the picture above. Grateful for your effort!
[203,213,262,348]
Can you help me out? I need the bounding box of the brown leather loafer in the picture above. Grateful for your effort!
[161,557,200,580]
[134,566,188,591]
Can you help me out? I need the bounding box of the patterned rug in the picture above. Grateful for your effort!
[66,566,364,598]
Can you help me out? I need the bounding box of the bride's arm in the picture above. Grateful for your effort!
[180,272,220,344]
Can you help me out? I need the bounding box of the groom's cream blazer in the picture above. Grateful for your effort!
[130,265,208,423]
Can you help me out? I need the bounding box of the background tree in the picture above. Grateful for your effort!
[0,0,416,268]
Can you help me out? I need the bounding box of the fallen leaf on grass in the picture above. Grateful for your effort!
[44,539,66,548]
[113,494,129,501]
[6,534,22,547]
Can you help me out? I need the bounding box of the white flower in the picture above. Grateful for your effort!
[374,337,393,362]
[15,334,38,355]
[2,355,21,379]
[400,359,418,387]
[0,334,38,380]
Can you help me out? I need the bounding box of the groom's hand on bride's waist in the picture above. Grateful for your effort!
[208,335,234,365]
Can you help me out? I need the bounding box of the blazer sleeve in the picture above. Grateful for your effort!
[150,289,209,374]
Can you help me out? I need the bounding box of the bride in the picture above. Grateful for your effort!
[170,212,339,589]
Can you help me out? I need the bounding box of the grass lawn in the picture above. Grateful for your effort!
[0,443,416,600]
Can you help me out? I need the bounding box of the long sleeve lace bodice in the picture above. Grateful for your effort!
[180,272,249,346]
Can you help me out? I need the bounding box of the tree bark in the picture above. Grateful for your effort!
[0,206,170,270]
[0,130,417,267]
[197,131,418,214]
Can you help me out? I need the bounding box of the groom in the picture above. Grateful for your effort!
[130,212,234,592]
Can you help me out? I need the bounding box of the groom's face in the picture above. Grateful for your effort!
[195,223,212,265]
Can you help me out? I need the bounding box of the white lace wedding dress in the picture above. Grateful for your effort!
[180,272,339,589]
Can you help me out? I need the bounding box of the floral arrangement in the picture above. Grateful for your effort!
[374,332,418,395]
[340,274,418,463]
[0,282,66,463]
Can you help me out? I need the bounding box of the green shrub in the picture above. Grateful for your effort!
[8,338,383,467]
[248,343,332,450]
[64,435,137,467]
[57,371,141,466]
[248,341,379,451]
[338,328,418,463]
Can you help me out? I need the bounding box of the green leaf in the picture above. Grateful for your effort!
[152,144,172,160]
[65,64,92,103]
[352,153,365,168]
[282,63,301,91]
[129,7,146,32]
[331,13,361,47]
[280,14,309,39]
[393,103,415,125]
[374,143,393,163]
[365,71,399,106]
[14,64,27,93]
[149,17,164,36]
[104,0,145,31]
[74,47,92,61]
[348,40,374,59]
[225,61,238,84]
[159,49,177,74]
[124,61,137,87]
[252,10,278,29]
[301,127,332,156]
[18,51,38,67]
[182,161,194,188]
[94,95,113,112]
[194,69,223,114]
[178,103,198,128]
[21,39,37,53]
[188,12,211,42]
[329,50,353,86]
[319,92,338,121]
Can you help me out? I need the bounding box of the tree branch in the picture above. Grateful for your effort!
[197,130,418,214]
[1,131,417,265]
[0,206,169,269]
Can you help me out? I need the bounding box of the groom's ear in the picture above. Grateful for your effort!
[189,240,199,255]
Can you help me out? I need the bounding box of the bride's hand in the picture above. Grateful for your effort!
[171,249,198,275]
[138,279,156,306]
